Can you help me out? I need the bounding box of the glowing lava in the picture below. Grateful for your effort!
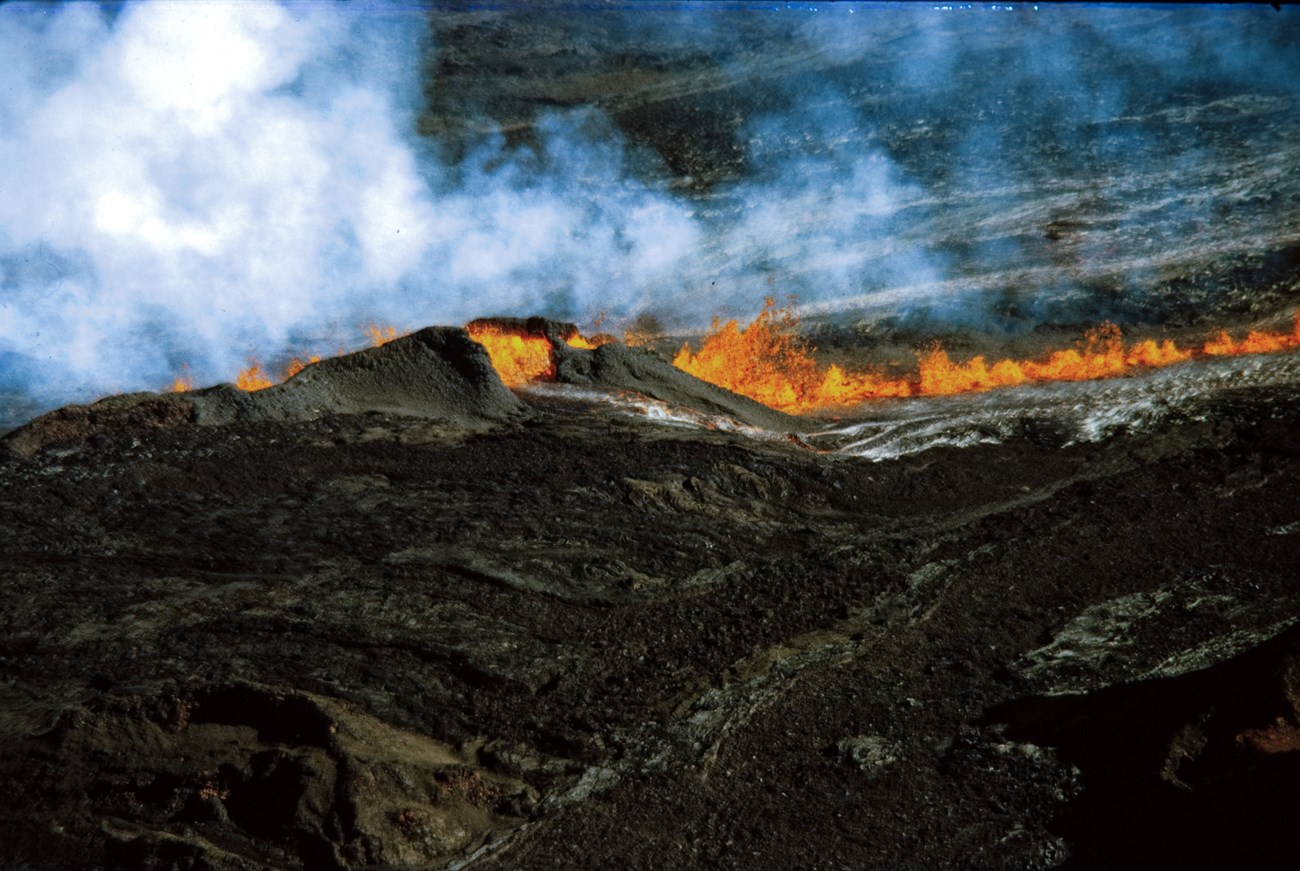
[1203,314,1300,356]
[365,324,402,347]
[169,307,1300,412]
[465,323,557,387]
[284,355,322,379]
[670,301,908,409]
[167,374,194,393]
[191,324,408,393]
[914,325,1193,397]
[464,322,610,387]
[673,299,1300,413]
[235,362,275,392]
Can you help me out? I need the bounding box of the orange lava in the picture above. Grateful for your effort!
[167,308,1300,410]
[169,323,406,392]
[673,299,1300,413]
[284,355,322,379]
[465,323,556,386]
[1202,313,1300,356]
[915,325,1193,397]
[227,324,401,391]
[564,333,616,351]
[235,362,275,392]
[671,300,905,410]
[365,324,403,347]
[463,323,611,387]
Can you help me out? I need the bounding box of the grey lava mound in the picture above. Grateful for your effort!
[190,327,523,427]
[3,320,805,461]
[467,316,805,433]
[553,340,803,433]
[2,327,523,460]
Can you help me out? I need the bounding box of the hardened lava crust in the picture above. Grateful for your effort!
[1,330,1299,869]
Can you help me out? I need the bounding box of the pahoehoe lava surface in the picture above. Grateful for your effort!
[2,332,1299,869]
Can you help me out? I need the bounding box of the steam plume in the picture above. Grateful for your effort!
[1,1,1297,422]
[0,1,699,404]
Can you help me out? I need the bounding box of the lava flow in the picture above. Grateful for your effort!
[464,324,557,386]
[674,300,1300,413]
[171,303,1300,414]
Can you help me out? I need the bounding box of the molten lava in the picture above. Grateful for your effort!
[167,306,1300,413]
[673,299,1300,413]
[235,362,275,392]
[284,355,322,379]
[670,301,908,409]
[464,322,609,386]
[914,325,1193,397]
[167,322,407,393]
[365,324,402,347]
[1202,313,1300,357]
[464,323,557,387]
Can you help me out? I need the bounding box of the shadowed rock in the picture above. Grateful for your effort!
[0,392,194,460]
[1,353,1299,869]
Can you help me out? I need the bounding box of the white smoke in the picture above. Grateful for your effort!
[0,0,702,402]
[2,1,1293,420]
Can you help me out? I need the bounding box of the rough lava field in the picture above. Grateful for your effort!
[3,3,1300,870]
[3,324,1300,870]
